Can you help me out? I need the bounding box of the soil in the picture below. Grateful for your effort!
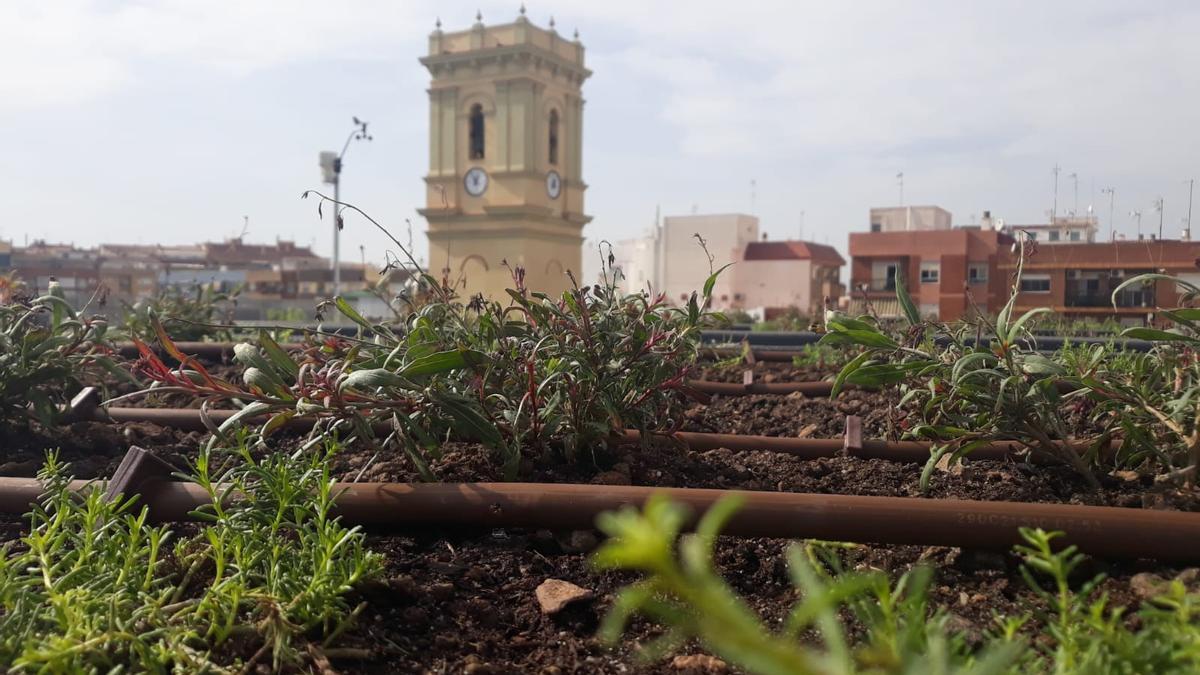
[680,390,902,440]
[3,363,1200,674]
[693,360,836,384]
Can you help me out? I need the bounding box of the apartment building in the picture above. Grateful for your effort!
[849,225,1011,320]
[851,205,1200,325]
[1001,239,1200,325]
[611,213,845,316]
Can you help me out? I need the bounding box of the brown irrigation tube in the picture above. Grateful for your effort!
[701,347,804,362]
[688,380,839,396]
[97,406,1088,464]
[116,342,806,363]
[1,478,1197,562]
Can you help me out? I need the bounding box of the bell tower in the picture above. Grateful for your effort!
[419,9,592,300]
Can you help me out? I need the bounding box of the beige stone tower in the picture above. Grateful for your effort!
[419,10,591,300]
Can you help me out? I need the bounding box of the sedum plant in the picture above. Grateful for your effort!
[594,497,1200,675]
[0,279,126,429]
[0,441,380,672]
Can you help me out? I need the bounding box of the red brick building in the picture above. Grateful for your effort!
[1002,239,1200,325]
[850,224,1200,325]
[848,227,1013,320]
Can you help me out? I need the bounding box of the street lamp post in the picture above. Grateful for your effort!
[320,117,372,297]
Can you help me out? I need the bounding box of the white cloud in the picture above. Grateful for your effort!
[0,0,429,110]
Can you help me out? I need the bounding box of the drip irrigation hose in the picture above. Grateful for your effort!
[0,477,1195,562]
[92,405,1093,465]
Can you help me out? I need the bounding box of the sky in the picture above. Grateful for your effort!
[2,0,1199,271]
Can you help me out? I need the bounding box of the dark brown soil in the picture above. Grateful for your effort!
[693,360,835,384]
[681,390,903,439]
[3,376,1200,674]
[334,529,1195,674]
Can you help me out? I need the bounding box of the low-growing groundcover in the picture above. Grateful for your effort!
[596,496,1200,675]
[0,440,380,672]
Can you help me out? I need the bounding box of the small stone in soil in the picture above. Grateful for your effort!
[535,578,595,615]
[1130,572,1169,600]
[671,654,729,673]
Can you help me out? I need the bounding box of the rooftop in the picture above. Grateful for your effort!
[743,241,845,266]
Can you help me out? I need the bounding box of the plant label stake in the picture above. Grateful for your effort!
[742,370,755,390]
[105,446,176,504]
[68,386,106,422]
[843,415,863,457]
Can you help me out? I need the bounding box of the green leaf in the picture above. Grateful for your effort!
[257,331,300,379]
[333,296,372,330]
[340,368,410,391]
[821,328,898,350]
[1021,354,1066,376]
[217,401,274,433]
[431,391,504,448]
[1006,307,1052,343]
[895,274,921,326]
[399,349,487,379]
[703,263,735,299]
[1120,327,1200,344]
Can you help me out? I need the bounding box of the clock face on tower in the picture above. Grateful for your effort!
[464,167,489,197]
[545,170,562,199]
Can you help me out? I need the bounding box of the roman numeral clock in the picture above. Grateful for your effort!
[418,12,592,300]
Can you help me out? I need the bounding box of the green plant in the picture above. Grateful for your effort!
[0,280,126,428]
[593,497,1200,675]
[1076,273,1200,483]
[791,343,853,372]
[593,495,1017,674]
[822,240,1103,489]
[122,284,240,342]
[123,198,725,480]
[0,441,380,671]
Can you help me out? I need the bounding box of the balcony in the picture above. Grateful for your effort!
[1064,279,1154,308]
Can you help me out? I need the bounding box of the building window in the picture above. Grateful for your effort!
[1020,275,1051,293]
[870,222,882,233]
[468,104,485,160]
[548,109,559,165]
[920,261,940,284]
[1027,232,1038,241]
[968,263,988,284]
[871,261,899,291]
[1049,231,1060,241]
[1069,231,1081,241]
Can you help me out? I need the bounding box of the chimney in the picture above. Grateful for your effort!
[761,232,768,241]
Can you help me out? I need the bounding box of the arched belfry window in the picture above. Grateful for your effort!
[548,109,559,165]
[468,104,485,160]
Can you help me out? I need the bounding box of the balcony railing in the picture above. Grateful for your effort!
[1064,288,1154,308]
[867,277,897,292]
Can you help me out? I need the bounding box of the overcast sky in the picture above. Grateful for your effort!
[2,1,1198,270]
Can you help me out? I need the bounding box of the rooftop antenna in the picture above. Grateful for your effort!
[1101,187,1116,241]
[1068,172,1078,217]
[1130,209,1143,238]
[1052,164,1061,223]
[896,171,904,205]
[1153,197,1164,240]
[239,215,249,240]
